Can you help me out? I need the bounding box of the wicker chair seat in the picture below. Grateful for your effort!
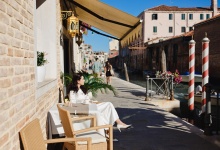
[76,130,106,144]
[64,142,107,150]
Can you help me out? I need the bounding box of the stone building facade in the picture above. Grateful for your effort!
[140,3,218,43]
[0,0,62,149]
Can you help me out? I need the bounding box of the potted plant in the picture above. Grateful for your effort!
[63,70,117,99]
[37,51,48,82]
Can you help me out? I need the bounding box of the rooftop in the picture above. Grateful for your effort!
[195,13,220,26]
[147,5,219,11]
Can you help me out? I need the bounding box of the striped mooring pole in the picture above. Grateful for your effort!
[188,39,196,112]
[201,33,210,114]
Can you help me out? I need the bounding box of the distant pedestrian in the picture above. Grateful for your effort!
[89,60,92,69]
[104,61,113,84]
[92,57,102,77]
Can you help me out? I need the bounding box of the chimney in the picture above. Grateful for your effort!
[211,0,218,16]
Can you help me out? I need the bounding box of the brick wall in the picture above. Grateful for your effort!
[147,37,190,74]
[0,0,62,149]
[194,18,220,82]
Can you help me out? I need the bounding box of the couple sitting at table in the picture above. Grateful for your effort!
[68,73,131,132]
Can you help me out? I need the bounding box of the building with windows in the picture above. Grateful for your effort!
[145,13,220,83]
[139,0,219,43]
[109,39,119,52]
[93,51,108,66]
[108,39,119,66]
[118,0,219,71]
[79,44,93,69]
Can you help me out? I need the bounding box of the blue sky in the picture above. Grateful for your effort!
[83,0,218,52]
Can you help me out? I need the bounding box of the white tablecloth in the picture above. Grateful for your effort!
[47,103,98,139]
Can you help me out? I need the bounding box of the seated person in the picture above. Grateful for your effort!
[68,73,131,132]
[195,84,202,94]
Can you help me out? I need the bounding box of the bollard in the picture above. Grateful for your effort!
[170,75,174,100]
[204,83,212,136]
[201,33,210,113]
[145,76,149,101]
[188,39,195,111]
[124,63,129,82]
[188,39,196,123]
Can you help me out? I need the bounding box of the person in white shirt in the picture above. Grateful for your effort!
[68,73,131,132]
[92,58,102,77]
[196,84,202,94]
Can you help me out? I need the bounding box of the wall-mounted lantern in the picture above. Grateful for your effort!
[76,32,83,46]
[67,15,79,37]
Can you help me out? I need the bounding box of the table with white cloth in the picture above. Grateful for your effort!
[47,103,99,139]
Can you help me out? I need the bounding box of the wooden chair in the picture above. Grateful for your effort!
[20,118,91,150]
[57,104,113,150]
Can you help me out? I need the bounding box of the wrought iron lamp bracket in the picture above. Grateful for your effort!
[61,11,73,20]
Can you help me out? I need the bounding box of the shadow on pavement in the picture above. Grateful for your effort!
[113,107,220,150]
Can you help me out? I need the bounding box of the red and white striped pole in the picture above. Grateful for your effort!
[201,33,210,114]
[188,39,196,112]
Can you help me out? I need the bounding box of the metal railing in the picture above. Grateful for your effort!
[145,76,174,101]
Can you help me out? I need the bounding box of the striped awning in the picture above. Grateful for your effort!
[64,0,142,44]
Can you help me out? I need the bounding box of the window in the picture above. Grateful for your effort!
[152,14,158,20]
[206,14,210,19]
[153,26,157,33]
[169,27,173,33]
[169,14,173,20]
[181,14,185,20]
[189,27,193,31]
[189,14,193,20]
[181,27,186,33]
[200,14,204,20]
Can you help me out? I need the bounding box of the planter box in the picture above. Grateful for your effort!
[37,66,46,82]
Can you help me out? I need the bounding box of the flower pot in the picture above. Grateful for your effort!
[37,66,46,82]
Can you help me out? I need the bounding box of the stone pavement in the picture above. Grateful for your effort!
[95,77,220,150]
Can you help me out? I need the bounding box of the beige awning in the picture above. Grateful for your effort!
[65,0,141,42]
